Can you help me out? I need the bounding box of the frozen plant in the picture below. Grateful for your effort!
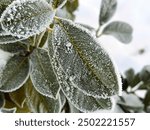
[0,0,132,113]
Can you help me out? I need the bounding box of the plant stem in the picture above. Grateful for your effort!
[96,26,102,38]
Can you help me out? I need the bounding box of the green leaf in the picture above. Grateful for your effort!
[2,93,30,113]
[0,55,30,92]
[9,86,26,108]
[118,92,144,112]
[139,65,150,82]
[1,0,55,38]
[25,79,61,113]
[0,92,5,108]
[66,0,79,13]
[0,42,27,53]
[61,78,113,112]
[30,48,60,99]
[144,90,150,111]
[125,68,135,85]
[140,82,150,90]
[0,33,26,44]
[53,18,121,98]
[102,21,133,43]
[50,0,67,9]
[99,0,117,26]
[48,32,113,112]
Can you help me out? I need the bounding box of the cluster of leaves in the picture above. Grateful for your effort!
[116,66,150,113]
[0,0,123,113]
[96,0,133,43]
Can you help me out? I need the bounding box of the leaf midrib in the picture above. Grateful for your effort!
[57,21,107,87]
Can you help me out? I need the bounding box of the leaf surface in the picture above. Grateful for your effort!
[99,0,117,25]
[0,55,30,92]
[48,32,113,112]
[1,0,55,38]
[30,48,60,99]
[102,21,133,43]
[52,18,121,98]
[25,79,61,113]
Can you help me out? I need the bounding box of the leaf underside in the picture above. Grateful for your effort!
[102,21,133,43]
[99,0,117,26]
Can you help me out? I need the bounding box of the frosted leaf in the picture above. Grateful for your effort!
[47,32,113,112]
[0,34,26,44]
[52,18,122,98]
[0,92,5,108]
[25,79,61,113]
[102,21,133,43]
[0,42,27,53]
[61,78,112,112]
[99,0,117,26]
[1,0,55,38]
[118,92,144,111]
[0,55,30,92]
[30,48,60,99]
[50,0,67,9]
[0,25,5,35]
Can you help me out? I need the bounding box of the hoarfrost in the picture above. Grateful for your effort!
[0,54,30,92]
[1,0,55,38]
[52,19,121,98]
[30,48,60,99]
[47,32,113,112]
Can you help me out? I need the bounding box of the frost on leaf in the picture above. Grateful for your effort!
[52,18,122,98]
[47,32,113,112]
[0,33,26,44]
[1,0,55,38]
[25,79,61,113]
[30,48,60,99]
[0,24,26,44]
[0,55,30,92]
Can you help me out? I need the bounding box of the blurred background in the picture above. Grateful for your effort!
[75,0,150,74]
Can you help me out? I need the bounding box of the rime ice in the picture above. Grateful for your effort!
[1,0,55,38]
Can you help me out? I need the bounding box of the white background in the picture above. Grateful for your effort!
[75,0,150,74]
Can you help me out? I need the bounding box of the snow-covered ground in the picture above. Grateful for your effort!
[75,0,150,74]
